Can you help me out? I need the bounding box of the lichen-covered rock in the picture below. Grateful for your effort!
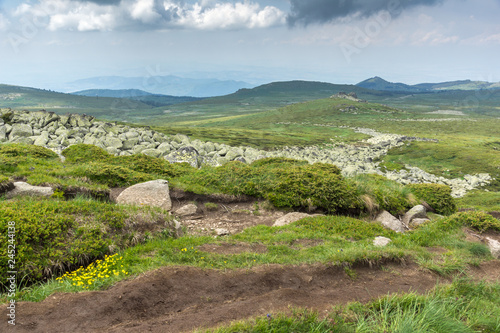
[116,179,172,211]
[10,123,33,138]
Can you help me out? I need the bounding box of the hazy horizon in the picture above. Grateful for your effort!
[1,0,499,92]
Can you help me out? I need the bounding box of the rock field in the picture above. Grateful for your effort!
[0,109,492,197]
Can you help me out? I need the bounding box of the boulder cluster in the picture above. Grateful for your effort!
[0,109,492,197]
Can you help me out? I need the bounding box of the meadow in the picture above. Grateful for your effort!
[1,81,499,332]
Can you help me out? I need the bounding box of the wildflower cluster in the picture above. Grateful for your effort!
[56,254,128,289]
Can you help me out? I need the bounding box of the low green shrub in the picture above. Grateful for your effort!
[0,143,58,159]
[407,183,457,215]
[183,160,359,213]
[62,144,111,163]
[446,211,500,233]
[0,197,172,288]
[73,162,152,187]
[114,154,194,178]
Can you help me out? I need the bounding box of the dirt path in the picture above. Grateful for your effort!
[4,192,500,333]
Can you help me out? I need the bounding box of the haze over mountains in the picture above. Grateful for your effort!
[63,75,255,98]
[357,77,500,93]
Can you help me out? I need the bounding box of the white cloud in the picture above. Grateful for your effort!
[0,13,10,31]
[11,0,286,31]
[177,2,285,29]
[129,0,161,24]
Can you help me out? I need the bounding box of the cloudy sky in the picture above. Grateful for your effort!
[0,0,499,91]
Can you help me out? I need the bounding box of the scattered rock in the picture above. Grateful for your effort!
[116,179,172,211]
[215,228,230,236]
[373,236,392,247]
[410,218,430,227]
[173,220,184,238]
[5,181,53,199]
[375,211,406,233]
[402,205,427,226]
[175,204,198,217]
[486,237,500,259]
[273,212,319,227]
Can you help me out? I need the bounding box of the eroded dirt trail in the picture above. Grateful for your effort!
[6,261,485,333]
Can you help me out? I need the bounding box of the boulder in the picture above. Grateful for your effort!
[9,123,33,138]
[273,212,318,227]
[0,125,7,142]
[373,236,392,247]
[116,179,172,211]
[5,182,54,199]
[486,237,500,259]
[402,205,427,226]
[141,148,162,158]
[175,204,198,217]
[375,211,406,233]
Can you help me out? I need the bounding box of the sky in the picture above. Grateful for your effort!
[0,0,499,92]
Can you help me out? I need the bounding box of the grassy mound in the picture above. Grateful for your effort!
[0,196,173,287]
[407,183,457,215]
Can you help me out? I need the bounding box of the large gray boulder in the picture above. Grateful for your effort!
[5,182,54,199]
[9,123,33,138]
[116,179,172,211]
[375,211,406,233]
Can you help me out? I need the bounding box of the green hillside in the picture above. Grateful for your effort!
[0,84,157,121]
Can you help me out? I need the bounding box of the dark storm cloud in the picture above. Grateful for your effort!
[287,0,444,26]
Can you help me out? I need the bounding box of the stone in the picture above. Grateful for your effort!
[157,142,172,154]
[104,136,123,149]
[486,237,500,259]
[173,220,184,237]
[402,205,427,226]
[226,148,244,161]
[9,123,33,138]
[141,148,162,158]
[373,236,392,247]
[0,125,7,142]
[5,182,54,199]
[273,212,317,227]
[33,132,49,146]
[410,218,430,227]
[116,180,172,211]
[175,204,198,217]
[215,228,230,236]
[122,138,140,150]
[375,211,406,233]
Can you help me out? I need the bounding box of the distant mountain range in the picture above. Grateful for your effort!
[356,76,500,92]
[64,75,255,98]
[71,89,202,107]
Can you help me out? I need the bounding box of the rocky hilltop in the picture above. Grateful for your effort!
[0,109,492,197]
